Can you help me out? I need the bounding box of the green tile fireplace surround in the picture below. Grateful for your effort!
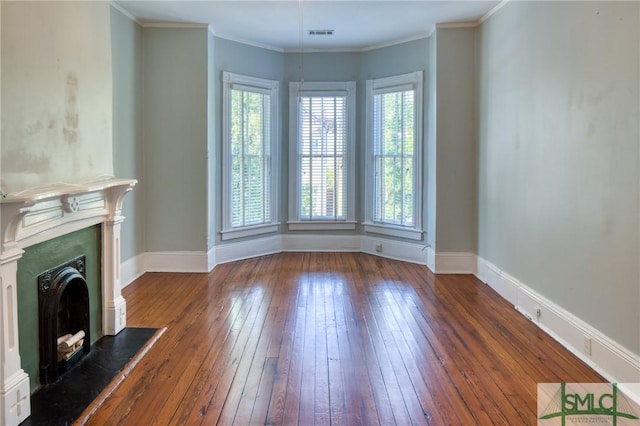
[17,225,103,391]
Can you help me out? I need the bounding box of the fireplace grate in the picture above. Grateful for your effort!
[37,255,90,384]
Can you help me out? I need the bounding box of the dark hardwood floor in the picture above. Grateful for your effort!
[81,252,603,425]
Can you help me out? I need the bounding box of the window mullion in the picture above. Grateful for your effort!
[333,97,338,220]
[381,102,385,223]
[391,95,397,224]
[261,97,271,222]
[240,91,246,227]
[322,99,327,219]
[308,99,313,219]
[375,99,379,222]
[400,91,405,226]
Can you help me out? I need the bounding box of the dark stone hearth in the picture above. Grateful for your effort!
[23,328,157,426]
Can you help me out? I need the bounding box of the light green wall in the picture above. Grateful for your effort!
[283,52,361,82]
[111,6,144,261]
[282,52,362,233]
[426,33,438,249]
[477,1,640,354]
[113,26,436,250]
[213,38,284,243]
[434,27,477,252]
[61,0,640,379]
[210,41,433,241]
[142,27,209,252]
[361,39,431,240]
[207,32,217,250]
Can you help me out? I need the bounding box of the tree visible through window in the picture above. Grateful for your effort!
[365,71,423,239]
[230,89,271,227]
[222,72,278,240]
[372,89,415,226]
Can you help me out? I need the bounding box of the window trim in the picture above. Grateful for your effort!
[221,71,280,240]
[288,81,357,231]
[364,71,423,240]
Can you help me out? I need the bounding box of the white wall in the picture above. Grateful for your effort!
[1,2,113,194]
[477,1,639,356]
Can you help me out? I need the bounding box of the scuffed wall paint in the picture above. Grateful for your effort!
[1,1,113,194]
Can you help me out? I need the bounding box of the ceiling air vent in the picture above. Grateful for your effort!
[308,29,334,36]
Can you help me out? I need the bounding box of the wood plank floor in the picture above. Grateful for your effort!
[83,252,603,425]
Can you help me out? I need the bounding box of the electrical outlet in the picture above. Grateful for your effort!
[375,243,383,253]
[535,308,541,319]
[584,335,592,356]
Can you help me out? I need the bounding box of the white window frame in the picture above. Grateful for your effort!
[288,81,357,231]
[364,71,424,240]
[221,71,279,240]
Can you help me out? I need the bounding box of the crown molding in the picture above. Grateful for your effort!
[215,33,284,53]
[479,0,511,24]
[283,31,432,54]
[427,24,437,39]
[139,21,209,29]
[110,1,141,25]
[360,32,433,52]
[435,21,478,29]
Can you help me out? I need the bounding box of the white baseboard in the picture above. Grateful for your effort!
[360,236,428,265]
[120,242,640,402]
[476,257,518,304]
[132,239,474,274]
[207,246,216,272]
[215,234,425,265]
[426,246,436,272]
[215,235,282,265]
[144,251,209,273]
[120,254,145,288]
[424,249,477,274]
[137,235,429,272]
[433,251,477,274]
[476,256,640,401]
[283,234,361,252]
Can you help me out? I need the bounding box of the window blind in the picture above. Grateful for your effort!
[298,95,346,220]
[372,89,415,227]
[230,88,271,228]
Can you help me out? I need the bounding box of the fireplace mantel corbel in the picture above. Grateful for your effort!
[0,178,136,426]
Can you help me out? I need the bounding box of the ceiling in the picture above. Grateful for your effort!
[115,1,501,52]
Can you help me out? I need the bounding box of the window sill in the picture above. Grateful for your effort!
[287,221,357,231]
[221,223,279,241]
[363,222,424,240]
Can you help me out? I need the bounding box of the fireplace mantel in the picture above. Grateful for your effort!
[0,178,136,425]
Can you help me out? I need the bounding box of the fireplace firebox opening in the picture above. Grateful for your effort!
[37,256,91,385]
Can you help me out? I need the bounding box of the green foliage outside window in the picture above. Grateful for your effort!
[374,90,415,226]
[230,89,271,228]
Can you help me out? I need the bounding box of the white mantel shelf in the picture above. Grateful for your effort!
[1,178,137,203]
[0,178,136,426]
